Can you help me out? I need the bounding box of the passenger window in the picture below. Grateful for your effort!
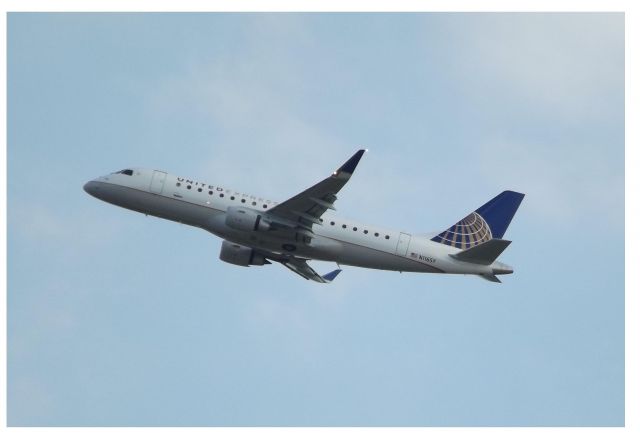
[176,182,181,187]
[364,230,368,234]
[187,185,192,189]
[385,235,390,239]
[209,191,213,195]
[342,224,347,229]
[262,204,267,209]
[330,221,335,226]
[375,232,379,237]
[353,227,357,231]
[230,196,235,200]
[241,199,246,203]
[219,193,224,198]
[198,188,202,192]
[252,201,257,206]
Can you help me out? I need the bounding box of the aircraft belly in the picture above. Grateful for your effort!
[204,216,442,273]
[129,196,450,275]
[104,187,442,274]
[335,241,442,273]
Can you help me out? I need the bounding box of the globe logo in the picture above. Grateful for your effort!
[431,212,492,249]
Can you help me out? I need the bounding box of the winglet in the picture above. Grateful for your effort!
[335,149,366,176]
[321,269,342,283]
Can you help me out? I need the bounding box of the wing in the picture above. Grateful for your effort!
[255,249,342,283]
[280,257,342,283]
[267,149,366,235]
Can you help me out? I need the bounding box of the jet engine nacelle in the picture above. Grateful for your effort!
[219,240,269,266]
[225,206,271,232]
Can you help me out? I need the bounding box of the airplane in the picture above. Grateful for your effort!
[84,150,524,283]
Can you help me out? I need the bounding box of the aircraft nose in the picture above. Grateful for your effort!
[83,180,99,196]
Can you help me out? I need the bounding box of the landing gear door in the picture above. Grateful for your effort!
[396,232,411,257]
[150,170,167,194]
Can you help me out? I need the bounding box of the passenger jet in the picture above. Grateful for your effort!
[84,150,524,283]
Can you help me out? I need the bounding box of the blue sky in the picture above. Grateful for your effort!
[7,13,624,426]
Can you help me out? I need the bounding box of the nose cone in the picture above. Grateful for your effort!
[83,180,99,197]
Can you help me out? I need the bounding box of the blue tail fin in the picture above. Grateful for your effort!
[431,191,525,249]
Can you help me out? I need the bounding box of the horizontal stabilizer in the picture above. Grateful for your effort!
[479,274,502,283]
[450,239,511,265]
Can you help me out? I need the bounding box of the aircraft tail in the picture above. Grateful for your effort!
[431,191,524,250]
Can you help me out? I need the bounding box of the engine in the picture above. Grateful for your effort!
[224,206,271,232]
[219,240,268,266]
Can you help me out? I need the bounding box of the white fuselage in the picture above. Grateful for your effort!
[84,168,510,277]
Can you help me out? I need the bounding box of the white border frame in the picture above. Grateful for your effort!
[1,1,635,435]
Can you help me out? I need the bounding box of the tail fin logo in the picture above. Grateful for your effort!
[431,212,492,249]
[431,191,525,250]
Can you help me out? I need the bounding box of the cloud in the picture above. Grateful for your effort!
[436,13,624,122]
[8,375,56,426]
[473,136,623,230]
[415,14,624,230]
[145,17,351,201]
[142,13,624,232]
[9,201,127,254]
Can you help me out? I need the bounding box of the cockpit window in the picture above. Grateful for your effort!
[113,169,134,176]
